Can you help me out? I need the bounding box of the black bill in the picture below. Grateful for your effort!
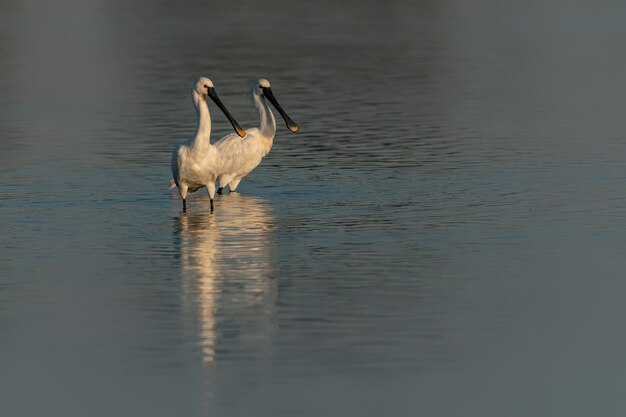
[206,87,246,138]
[262,87,299,133]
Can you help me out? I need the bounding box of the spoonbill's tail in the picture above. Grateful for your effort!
[168,179,176,190]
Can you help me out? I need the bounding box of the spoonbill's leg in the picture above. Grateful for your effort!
[179,183,189,213]
[218,174,234,195]
[207,182,216,213]
[228,177,242,193]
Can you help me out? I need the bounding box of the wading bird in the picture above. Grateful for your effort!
[171,77,246,213]
[214,78,299,194]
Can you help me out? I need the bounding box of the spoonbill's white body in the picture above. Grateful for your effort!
[171,77,245,213]
[215,79,299,194]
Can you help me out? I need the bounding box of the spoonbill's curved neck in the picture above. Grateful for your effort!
[192,93,212,147]
[253,91,276,137]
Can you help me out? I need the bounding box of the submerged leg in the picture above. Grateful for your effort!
[207,183,216,213]
[228,178,242,193]
[218,174,234,195]
[179,183,188,214]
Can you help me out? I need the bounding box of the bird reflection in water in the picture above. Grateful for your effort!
[177,194,277,364]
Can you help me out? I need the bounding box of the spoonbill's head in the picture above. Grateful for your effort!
[193,77,245,138]
[253,78,271,94]
[254,78,299,133]
[194,77,214,97]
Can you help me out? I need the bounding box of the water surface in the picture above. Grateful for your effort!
[2,0,626,415]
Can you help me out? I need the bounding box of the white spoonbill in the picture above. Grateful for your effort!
[171,77,246,213]
[214,78,299,194]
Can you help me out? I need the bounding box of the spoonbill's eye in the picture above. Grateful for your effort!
[204,84,209,89]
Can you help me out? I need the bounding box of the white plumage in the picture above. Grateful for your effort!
[171,77,245,213]
[215,78,299,194]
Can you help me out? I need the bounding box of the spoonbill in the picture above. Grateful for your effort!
[171,77,246,213]
[214,78,299,194]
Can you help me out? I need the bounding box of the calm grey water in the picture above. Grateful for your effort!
[2,0,626,415]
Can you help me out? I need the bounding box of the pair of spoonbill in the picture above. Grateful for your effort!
[171,77,299,213]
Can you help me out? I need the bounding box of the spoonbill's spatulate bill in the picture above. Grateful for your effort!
[215,78,299,194]
[171,77,245,213]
